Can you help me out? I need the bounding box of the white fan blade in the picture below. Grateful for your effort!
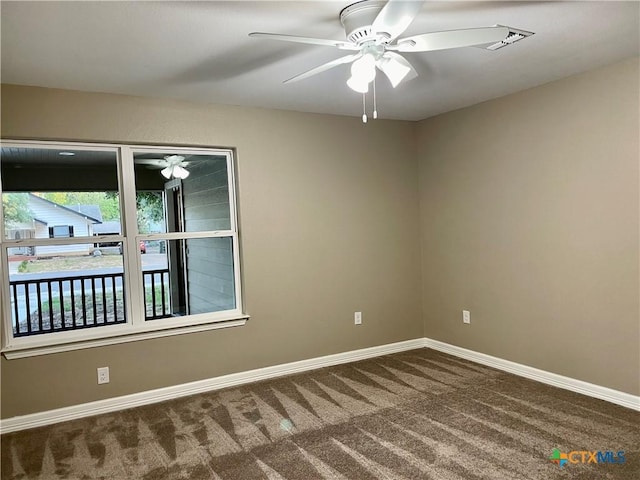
[249,32,358,50]
[377,52,417,87]
[135,159,167,167]
[136,159,164,164]
[284,53,361,84]
[371,0,424,41]
[394,26,509,52]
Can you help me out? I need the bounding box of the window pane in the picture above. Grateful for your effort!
[5,243,126,336]
[134,152,231,233]
[144,237,236,319]
[1,146,120,239]
[50,225,74,238]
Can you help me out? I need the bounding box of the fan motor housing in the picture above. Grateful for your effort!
[340,0,386,44]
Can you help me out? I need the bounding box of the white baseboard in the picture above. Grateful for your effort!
[3,337,637,434]
[0,338,424,434]
[423,338,640,412]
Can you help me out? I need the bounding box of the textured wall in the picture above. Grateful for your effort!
[418,57,640,395]
[0,85,422,417]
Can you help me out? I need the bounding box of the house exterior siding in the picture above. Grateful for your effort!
[182,158,235,313]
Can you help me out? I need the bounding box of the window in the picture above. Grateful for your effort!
[0,141,246,358]
[49,225,74,238]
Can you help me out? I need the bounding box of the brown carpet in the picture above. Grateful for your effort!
[1,348,638,479]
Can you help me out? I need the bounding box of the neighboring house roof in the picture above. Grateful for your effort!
[33,217,47,225]
[93,221,121,235]
[28,194,103,223]
[68,204,103,223]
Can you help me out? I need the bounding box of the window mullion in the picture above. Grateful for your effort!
[119,146,145,327]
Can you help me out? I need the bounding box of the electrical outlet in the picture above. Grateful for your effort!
[97,366,110,384]
[354,311,362,325]
[463,310,471,324]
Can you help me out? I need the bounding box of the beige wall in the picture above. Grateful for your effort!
[418,57,640,395]
[1,56,638,419]
[0,85,422,417]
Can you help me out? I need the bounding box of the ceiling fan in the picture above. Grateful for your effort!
[250,0,532,121]
[135,155,190,179]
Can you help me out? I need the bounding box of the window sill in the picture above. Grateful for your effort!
[1,315,249,359]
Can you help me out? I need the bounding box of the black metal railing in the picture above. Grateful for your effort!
[10,269,170,337]
[143,269,171,320]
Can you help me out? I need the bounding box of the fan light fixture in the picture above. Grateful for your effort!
[161,164,190,179]
[377,56,411,88]
[347,53,376,93]
[346,49,413,94]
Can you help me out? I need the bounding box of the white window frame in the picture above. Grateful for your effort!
[49,225,74,238]
[0,140,248,359]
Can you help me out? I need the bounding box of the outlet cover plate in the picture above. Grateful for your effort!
[97,367,110,384]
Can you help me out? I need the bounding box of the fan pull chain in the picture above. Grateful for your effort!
[362,93,367,123]
[372,77,378,120]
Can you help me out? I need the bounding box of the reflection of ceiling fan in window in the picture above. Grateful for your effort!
[135,155,190,179]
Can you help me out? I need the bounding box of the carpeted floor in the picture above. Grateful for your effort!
[1,348,638,479]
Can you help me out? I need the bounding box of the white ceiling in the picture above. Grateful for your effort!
[1,1,638,121]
